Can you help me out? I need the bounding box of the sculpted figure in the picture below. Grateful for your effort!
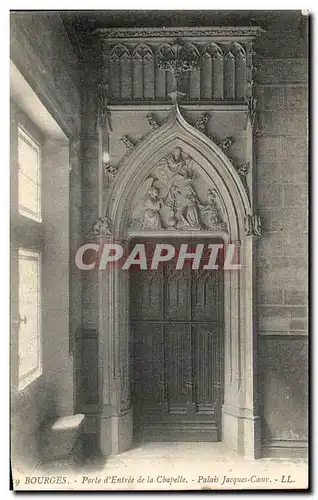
[164,183,204,230]
[181,185,203,229]
[164,147,194,180]
[140,186,163,230]
[201,189,227,231]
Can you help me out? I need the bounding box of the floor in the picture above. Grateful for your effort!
[34,441,308,491]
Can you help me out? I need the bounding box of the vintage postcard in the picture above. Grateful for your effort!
[10,9,308,491]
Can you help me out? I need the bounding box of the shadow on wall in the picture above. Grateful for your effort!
[258,337,308,443]
[11,383,62,470]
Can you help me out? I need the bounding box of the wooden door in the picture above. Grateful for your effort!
[130,242,224,442]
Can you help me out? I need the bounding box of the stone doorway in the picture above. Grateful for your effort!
[98,105,260,458]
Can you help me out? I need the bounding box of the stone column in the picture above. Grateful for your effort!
[222,235,261,458]
[80,48,104,436]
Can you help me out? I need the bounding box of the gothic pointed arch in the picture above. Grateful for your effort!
[106,105,251,241]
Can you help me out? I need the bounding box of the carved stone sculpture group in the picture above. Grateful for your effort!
[129,148,228,233]
[133,182,227,232]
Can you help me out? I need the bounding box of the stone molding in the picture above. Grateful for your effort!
[95,26,264,40]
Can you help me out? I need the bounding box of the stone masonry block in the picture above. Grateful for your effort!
[256,232,283,257]
[257,162,282,183]
[258,184,283,209]
[257,286,284,305]
[283,233,308,258]
[256,136,282,162]
[258,86,285,110]
[280,162,308,184]
[284,86,308,109]
[257,257,307,283]
[259,111,307,137]
[260,209,308,233]
[284,288,308,306]
[257,59,308,84]
[283,137,308,162]
[283,185,308,207]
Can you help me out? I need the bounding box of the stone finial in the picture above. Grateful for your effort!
[237,162,250,177]
[196,113,210,134]
[219,137,235,153]
[120,135,136,155]
[146,113,160,131]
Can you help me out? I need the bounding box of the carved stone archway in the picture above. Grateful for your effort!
[97,104,261,458]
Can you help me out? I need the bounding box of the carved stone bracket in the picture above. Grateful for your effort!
[196,113,210,135]
[93,215,113,237]
[146,113,160,131]
[244,214,261,237]
[219,136,235,153]
[120,135,136,155]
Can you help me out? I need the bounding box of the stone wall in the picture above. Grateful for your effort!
[10,12,82,469]
[78,15,308,457]
[254,16,308,456]
[10,12,81,138]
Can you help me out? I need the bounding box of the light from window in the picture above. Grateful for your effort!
[18,126,42,222]
[18,248,42,390]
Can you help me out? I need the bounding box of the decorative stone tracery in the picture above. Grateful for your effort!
[103,29,261,102]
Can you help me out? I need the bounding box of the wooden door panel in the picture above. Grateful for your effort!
[164,323,191,412]
[131,269,163,321]
[130,240,224,441]
[192,323,223,412]
[192,269,223,322]
[132,323,164,412]
[164,268,191,321]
